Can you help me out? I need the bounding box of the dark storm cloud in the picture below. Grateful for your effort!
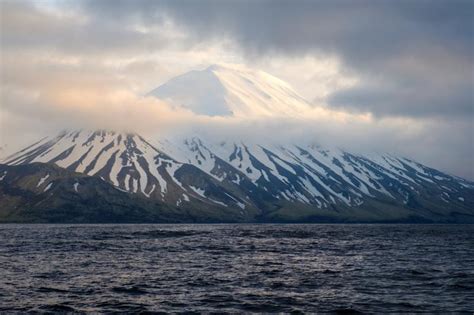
[0,1,181,56]
[82,0,473,59]
[80,0,474,119]
[329,80,473,118]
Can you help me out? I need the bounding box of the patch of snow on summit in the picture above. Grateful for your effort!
[148,64,312,118]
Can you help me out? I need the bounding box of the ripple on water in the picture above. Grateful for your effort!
[0,224,473,312]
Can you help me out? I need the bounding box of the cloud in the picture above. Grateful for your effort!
[2,65,472,179]
[329,49,474,118]
[0,1,183,57]
[4,1,472,118]
[78,0,473,119]
[329,80,473,118]
[0,0,473,180]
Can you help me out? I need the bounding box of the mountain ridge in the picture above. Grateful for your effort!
[2,129,473,223]
[2,64,473,223]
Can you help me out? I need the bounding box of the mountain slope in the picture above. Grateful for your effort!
[3,131,473,223]
[2,64,473,223]
[0,163,254,223]
[155,137,474,222]
[0,162,166,223]
[2,131,259,211]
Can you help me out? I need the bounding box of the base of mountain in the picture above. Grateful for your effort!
[1,163,473,224]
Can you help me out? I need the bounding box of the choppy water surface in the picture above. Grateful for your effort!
[0,224,473,313]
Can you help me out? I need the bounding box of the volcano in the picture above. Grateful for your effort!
[1,65,473,223]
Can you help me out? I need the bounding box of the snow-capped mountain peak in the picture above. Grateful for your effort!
[148,63,312,118]
[2,65,473,222]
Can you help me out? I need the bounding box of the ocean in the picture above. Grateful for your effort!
[1,224,473,312]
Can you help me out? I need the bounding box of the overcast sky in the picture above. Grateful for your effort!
[1,0,473,179]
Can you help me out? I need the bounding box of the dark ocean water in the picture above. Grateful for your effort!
[0,224,473,313]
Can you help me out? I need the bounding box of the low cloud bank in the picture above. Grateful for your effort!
[2,80,472,180]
